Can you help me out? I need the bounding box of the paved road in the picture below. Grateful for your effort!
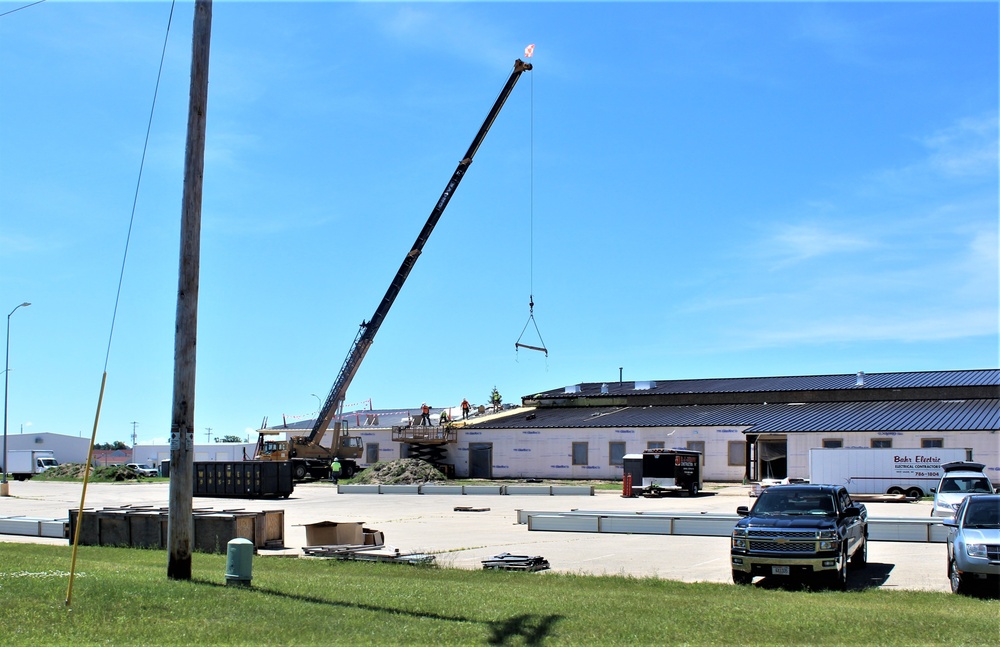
[0,480,951,592]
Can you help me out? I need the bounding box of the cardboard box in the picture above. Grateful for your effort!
[303,521,364,546]
[363,528,385,546]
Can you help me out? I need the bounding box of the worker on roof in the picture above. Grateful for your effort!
[462,398,471,419]
[421,403,431,426]
[439,409,449,426]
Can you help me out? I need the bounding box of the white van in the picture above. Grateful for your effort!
[931,462,995,518]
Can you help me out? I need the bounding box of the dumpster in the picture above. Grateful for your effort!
[193,461,294,499]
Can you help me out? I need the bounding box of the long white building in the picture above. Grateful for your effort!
[268,369,999,487]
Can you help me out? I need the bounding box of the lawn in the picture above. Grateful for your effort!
[1,543,996,646]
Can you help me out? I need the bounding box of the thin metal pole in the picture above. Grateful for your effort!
[167,0,212,581]
[2,302,30,497]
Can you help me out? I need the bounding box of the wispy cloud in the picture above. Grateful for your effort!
[920,114,999,180]
[874,113,999,190]
[765,222,876,269]
[0,233,59,256]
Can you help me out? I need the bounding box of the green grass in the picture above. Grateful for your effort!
[1,544,996,646]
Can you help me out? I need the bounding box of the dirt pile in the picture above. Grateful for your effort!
[38,463,152,482]
[42,463,92,479]
[352,458,446,485]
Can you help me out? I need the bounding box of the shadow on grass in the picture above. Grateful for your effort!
[753,562,896,592]
[191,578,563,645]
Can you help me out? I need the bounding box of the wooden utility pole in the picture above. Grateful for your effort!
[168,0,212,581]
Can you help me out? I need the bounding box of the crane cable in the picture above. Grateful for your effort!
[515,50,548,358]
[67,0,177,608]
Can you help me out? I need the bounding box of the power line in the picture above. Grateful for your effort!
[0,0,46,19]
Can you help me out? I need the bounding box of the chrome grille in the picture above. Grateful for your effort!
[987,545,1000,561]
[748,540,817,553]
[747,529,816,540]
[746,529,819,553]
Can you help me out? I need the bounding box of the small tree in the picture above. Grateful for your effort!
[489,386,502,412]
[216,434,244,443]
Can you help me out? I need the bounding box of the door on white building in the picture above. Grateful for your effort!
[757,438,787,480]
[469,443,492,479]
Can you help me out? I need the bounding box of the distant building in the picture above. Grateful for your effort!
[266,369,999,486]
[130,442,258,468]
[91,449,131,466]
[4,432,91,465]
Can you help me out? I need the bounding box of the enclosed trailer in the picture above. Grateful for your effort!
[623,449,703,496]
[808,447,971,498]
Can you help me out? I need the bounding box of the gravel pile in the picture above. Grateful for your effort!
[352,458,447,485]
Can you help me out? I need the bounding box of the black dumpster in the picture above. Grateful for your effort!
[193,461,294,498]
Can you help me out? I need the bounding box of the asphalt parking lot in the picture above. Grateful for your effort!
[0,480,952,593]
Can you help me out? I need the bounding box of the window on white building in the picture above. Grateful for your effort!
[609,442,626,466]
[728,441,746,466]
[687,440,705,465]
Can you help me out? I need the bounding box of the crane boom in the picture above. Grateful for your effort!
[306,58,533,444]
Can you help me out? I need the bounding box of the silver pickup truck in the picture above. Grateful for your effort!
[731,484,868,589]
[126,463,158,478]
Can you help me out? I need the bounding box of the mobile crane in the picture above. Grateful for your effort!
[255,59,533,481]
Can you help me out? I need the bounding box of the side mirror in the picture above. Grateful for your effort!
[842,506,861,518]
[737,506,750,516]
[941,518,958,528]
[930,487,937,493]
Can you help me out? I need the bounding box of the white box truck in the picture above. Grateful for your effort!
[4,449,58,481]
[808,447,970,498]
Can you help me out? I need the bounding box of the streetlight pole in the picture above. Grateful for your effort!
[311,393,322,412]
[2,302,31,497]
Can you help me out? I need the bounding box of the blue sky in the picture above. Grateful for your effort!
[1,1,997,445]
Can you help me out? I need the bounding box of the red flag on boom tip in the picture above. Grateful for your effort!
[524,44,535,58]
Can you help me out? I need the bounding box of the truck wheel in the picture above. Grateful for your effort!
[732,570,752,585]
[950,559,969,594]
[887,487,904,496]
[688,483,699,497]
[292,463,307,480]
[906,487,923,499]
[341,464,354,479]
[851,536,867,567]
[830,549,848,591]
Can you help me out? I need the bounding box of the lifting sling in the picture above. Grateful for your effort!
[515,295,548,357]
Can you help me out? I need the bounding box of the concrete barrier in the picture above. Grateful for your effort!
[419,485,464,495]
[337,484,380,494]
[378,485,421,495]
[463,485,504,495]
[334,484,596,496]
[552,486,594,496]
[505,485,552,495]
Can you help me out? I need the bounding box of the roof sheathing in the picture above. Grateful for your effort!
[526,369,1000,407]
[465,399,1000,434]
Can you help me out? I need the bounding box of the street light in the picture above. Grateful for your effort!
[2,302,31,497]
[311,393,322,411]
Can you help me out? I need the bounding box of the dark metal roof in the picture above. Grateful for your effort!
[467,399,1000,433]
[528,369,1000,400]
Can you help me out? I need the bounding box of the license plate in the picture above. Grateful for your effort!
[771,566,790,576]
